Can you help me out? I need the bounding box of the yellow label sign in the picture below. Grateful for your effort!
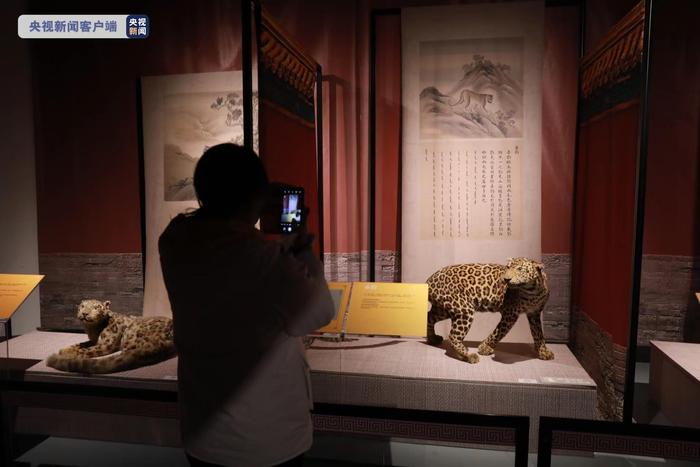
[345,282,428,337]
[317,282,351,334]
[0,274,44,320]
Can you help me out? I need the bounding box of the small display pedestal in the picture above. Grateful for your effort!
[650,340,700,428]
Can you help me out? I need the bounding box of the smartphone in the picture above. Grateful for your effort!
[260,184,305,234]
[280,188,304,233]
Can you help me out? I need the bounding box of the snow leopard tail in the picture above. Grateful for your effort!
[46,349,173,374]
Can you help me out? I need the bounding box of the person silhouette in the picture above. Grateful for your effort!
[159,143,334,467]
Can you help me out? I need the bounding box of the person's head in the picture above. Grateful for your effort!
[193,143,269,223]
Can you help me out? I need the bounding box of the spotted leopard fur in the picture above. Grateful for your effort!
[426,257,553,363]
[46,299,175,374]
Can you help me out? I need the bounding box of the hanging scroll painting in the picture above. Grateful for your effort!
[141,71,257,317]
[402,3,544,341]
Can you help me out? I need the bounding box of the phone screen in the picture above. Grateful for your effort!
[280,189,304,233]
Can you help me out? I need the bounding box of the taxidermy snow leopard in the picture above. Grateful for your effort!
[46,299,175,374]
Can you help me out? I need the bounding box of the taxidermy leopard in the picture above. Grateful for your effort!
[426,257,553,363]
[46,299,175,374]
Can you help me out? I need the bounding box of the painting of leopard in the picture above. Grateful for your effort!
[426,257,553,363]
[46,299,175,374]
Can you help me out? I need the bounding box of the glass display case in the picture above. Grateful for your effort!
[2,0,699,465]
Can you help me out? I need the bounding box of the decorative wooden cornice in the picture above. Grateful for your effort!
[580,1,645,98]
[259,9,317,103]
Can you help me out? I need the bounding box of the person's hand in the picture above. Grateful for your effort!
[289,231,315,255]
[279,207,312,254]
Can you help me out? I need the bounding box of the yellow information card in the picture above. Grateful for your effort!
[345,282,428,337]
[317,282,352,334]
[0,274,44,320]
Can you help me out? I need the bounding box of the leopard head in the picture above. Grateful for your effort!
[503,257,544,286]
[77,299,111,325]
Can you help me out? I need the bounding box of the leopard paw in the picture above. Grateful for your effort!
[455,352,479,364]
[463,353,480,364]
[537,346,555,360]
[427,335,444,346]
[477,342,495,356]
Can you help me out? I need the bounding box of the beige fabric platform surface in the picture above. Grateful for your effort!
[3,331,178,392]
[308,336,594,387]
[650,340,700,428]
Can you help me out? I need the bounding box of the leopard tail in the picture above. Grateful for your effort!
[46,350,169,374]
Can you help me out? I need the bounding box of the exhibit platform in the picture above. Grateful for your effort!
[1,331,597,450]
[2,331,178,392]
[306,335,597,448]
[650,340,700,428]
[0,332,181,452]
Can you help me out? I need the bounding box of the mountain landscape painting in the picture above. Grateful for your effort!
[163,91,248,201]
[419,37,524,139]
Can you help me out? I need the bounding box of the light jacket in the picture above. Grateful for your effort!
[159,213,334,466]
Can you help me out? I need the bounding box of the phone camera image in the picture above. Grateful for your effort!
[280,189,304,233]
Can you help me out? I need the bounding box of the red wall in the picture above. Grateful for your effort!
[30,1,583,258]
[573,102,641,346]
[263,0,369,255]
[375,15,402,252]
[572,0,700,346]
[259,102,321,256]
[35,1,694,272]
[541,6,580,254]
[642,0,700,256]
[32,0,242,254]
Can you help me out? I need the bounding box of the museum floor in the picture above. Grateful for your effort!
[11,363,695,467]
[13,430,698,467]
